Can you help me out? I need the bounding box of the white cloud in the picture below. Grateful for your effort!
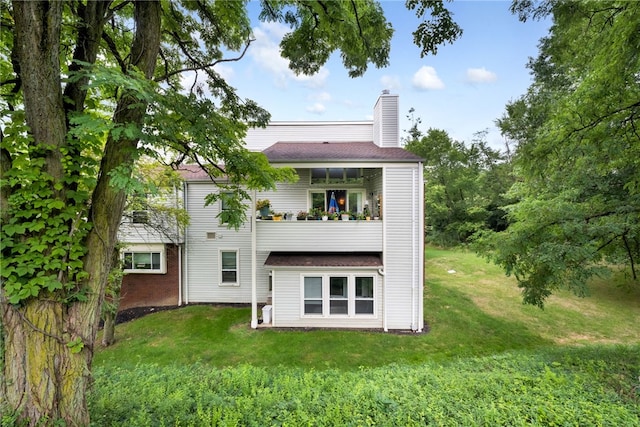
[412,66,445,90]
[215,64,235,82]
[380,75,402,91]
[306,103,326,114]
[466,67,497,83]
[309,91,332,102]
[250,22,329,89]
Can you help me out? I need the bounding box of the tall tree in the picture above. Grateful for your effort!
[477,1,640,307]
[0,1,461,424]
[404,124,510,246]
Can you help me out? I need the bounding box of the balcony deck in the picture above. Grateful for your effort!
[256,219,382,252]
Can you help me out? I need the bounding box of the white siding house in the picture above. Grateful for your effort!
[181,92,425,331]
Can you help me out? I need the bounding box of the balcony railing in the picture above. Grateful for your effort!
[256,218,383,252]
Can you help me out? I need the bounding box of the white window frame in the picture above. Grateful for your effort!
[122,244,166,274]
[219,249,239,287]
[300,273,377,318]
[310,168,363,185]
[307,189,366,213]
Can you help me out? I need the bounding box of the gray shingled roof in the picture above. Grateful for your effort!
[262,141,422,162]
[264,252,383,268]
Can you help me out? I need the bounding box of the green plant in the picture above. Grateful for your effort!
[256,199,270,210]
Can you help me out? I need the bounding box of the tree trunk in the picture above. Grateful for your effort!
[102,315,116,347]
[3,1,161,425]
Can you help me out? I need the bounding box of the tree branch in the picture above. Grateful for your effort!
[154,36,254,83]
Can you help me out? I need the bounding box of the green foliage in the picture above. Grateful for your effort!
[89,346,640,426]
[484,1,640,307]
[404,125,513,246]
[407,0,464,56]
[0,115,93,305]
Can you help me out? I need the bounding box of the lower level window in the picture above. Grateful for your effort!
[220,250,238,285]
[304,277,323,314]
[302,274,375,316]
[355,277,374,314]
[122,244,166,274]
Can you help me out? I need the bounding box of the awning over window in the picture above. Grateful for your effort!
[264,252,382,268]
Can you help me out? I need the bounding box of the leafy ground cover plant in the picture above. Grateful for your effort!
[89,345,639,426]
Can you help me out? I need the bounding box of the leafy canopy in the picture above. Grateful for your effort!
[477,0,640,307]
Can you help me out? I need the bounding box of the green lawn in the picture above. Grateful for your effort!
[94,246,639,369]
[90,247,639,425]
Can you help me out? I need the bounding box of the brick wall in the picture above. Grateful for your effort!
[118,244,180,311]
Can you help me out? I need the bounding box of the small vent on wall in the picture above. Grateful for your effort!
[206,232,216,240]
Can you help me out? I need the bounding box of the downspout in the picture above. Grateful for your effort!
[411,167,417,331]
[183,181,189,304]
[418,162,425,332]
[176,184,183,306]
[382,166,388,332]
[178,244,183,306]
[251,190,258,329]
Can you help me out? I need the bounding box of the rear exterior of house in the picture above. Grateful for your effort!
[181,93,425,331]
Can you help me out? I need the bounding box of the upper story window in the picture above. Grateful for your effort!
[311,168,362,185]
[132,210,149,224]
[310,189,365,213]
[122,244,166,274]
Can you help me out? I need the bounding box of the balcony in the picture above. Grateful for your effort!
[256,218,383,252]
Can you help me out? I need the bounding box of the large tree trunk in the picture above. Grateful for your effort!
[2,1,161,425]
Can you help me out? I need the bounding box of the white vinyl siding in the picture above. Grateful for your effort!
[383,166,422,330]
[184,183,255,303]
[373,94,399,148]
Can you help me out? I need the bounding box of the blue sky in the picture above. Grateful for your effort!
[208,1,551,150]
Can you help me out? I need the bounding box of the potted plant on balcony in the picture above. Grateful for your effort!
[256,199,270,218]
[297,211,308,221]
[272,212,284,221]
[341,212,351,221]
[308,208,321,220]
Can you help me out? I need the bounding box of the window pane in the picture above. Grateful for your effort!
[305,300,323,314]
[356,277,374,297]
[329,277,348,297]
[345,168,359,182]
[222,271,237,282]
[221,251,237,269]
[311,168,326,184]
[123,253,133,270]
[152,253,161,270]
[330,300,348,314]
[355,300,374,314]
[328,168,343,183]
[348,192,363,213]
[133,253,151,269]
[304,277,322,298]
[311,192,325,211]
[132,210,148,224]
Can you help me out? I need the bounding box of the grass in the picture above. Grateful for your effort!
[94,246,639,370]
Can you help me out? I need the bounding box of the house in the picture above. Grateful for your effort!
[119,92,425,331]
